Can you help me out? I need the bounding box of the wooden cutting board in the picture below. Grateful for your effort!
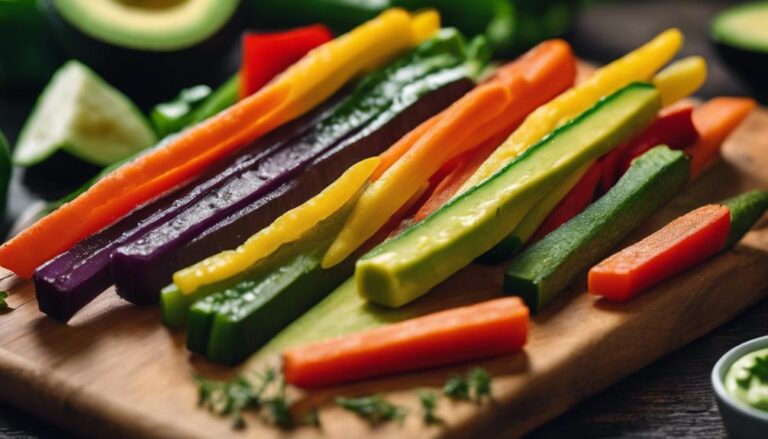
[0,102,766,438]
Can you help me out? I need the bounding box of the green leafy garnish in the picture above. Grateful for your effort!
[443,375,470,400]
[737,354,768,389]
[0,291,8,310]
[195,366,293,430]
[468,368,492,402]
[418,391,442,425]
[336,395,407,425]
[443,368,493,402]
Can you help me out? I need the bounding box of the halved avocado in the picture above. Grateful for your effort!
[42,0,243,105]
[711,2,768,94]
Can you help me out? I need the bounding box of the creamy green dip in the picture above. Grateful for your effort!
[725,347,768,411]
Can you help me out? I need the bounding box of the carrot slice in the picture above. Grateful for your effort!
[0,9,424,278]
[589,204,730,301]
[283,297,529,388]
[684,97,756,179]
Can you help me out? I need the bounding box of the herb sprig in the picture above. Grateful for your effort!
[196,366,493,430]
[336,395,407,425]
[443,367,493,402]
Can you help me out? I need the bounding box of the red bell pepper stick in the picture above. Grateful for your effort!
[530,161,603,243]
[240,24,333,99]
[283,297,529,388]
[600,103,698,191]
[589,204,730,301]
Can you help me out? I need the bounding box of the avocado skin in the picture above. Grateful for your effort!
[713,41,768,98]
[40,0,244,108]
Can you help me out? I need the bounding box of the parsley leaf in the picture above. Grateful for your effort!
[443,375,470,400]
[418,391,442,425]
[468,368,492,402]
[0,291,8,310]
[336,395,407,425]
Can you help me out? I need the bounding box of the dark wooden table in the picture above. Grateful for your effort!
[0,1,765,437]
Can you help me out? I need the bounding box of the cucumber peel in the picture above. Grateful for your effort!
[14,60,156,166]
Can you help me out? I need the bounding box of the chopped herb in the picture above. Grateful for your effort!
[336,395,407,425]
[262,379,293,428]
[443,368,493,403]
[443,375,470,400]
[194,366,294,430]
[418,391,442,425]
[468,368,492,402]
[0,291,8,310]
[737,354,768,389]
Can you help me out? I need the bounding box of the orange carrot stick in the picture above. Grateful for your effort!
[589,204,730,301]
[684,97,755,179]
[283,297,529,388]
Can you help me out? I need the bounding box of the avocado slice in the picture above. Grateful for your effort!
[711,2,768,93]
[42,0,242,102]
[51,0,239,51]
[356,82,661,308]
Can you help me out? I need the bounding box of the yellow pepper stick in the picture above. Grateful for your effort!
[322,83,514,268]
[410,9,440,44]
[503,56,707,250]
[173,157,381,295]
[457,28,684,195]
[652,56,707,107]
[261,8,440,129]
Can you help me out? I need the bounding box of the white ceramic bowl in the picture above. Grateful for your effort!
[712,335,768,439]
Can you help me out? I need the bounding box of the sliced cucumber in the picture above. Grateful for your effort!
[14,60,156,167]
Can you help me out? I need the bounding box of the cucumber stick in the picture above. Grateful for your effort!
[504,146,690,313]
[356,82,662,308]
[14,60,156,166]
[721,190,768,248]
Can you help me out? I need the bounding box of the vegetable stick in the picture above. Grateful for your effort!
[459,29,683,194]
[530,162,603,243]
[283,297,529,388]
[589,204,730,301]
[684,97,756,178]
[652,56,707,108]
[240,24,333,99]
[601,103,698,191]
[0,9,429,278]
[172,158,380,294]
[322,39,577,268]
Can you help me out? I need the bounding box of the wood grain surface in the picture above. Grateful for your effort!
[0,90,766,439]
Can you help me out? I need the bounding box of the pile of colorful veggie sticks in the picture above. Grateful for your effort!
[0,8,760,383]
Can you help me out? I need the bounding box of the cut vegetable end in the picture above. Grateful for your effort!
[721,190,768,248]
[410,8,441,44]
[652,55,707,107]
